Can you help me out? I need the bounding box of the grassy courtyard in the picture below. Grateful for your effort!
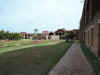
[0,40,62,54]
[0,40,73,75]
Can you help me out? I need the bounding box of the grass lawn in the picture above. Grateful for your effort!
[0,40,63,54]
[0,40,73,75]
[80,42,100,75]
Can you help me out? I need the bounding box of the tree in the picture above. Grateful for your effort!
[0,30,24,40]
[33,29,38,40]
[34,29,38,33]
[62,32,76,42]
[0,30,5,40]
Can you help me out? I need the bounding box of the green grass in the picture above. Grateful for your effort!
[0,40,73,75]
[80,42,100,75]
[0,40,63,54]
[0,39,32,47]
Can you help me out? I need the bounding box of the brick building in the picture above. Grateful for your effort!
[20,32,32,39]
[80,0,100,57]
[55,29,65,38]
[41,31,60,40]
[42,31,49,40]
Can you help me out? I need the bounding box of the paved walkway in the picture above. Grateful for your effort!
[48,42,94,75]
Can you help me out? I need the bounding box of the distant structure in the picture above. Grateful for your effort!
[55,28,65,39]
[49,32,60,40]
[80,0,100,57]
[41,31,49,40]
[20,28,79,41]
[20,32,32,39]
[41,31,60,40]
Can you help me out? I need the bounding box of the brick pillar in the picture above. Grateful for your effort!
[89,30,91,46]
[79,31,83,41]
[97,24,100,57]
[84,32,85,42]
[89,0,93,20]
[87,30,89,45]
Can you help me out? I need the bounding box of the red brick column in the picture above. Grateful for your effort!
[97,24,100,57]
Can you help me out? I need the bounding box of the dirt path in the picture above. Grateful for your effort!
[48,42,93,75]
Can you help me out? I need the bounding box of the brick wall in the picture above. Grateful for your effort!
[80,12,100,57]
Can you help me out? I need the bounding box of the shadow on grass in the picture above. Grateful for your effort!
[0,41,73,75]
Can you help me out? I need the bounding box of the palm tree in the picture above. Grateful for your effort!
[34,29,38,33]
[33,29,38,40]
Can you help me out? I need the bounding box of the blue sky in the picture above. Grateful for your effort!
[0,0,83,33]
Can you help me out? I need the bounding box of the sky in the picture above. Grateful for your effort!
[0,0,84,33]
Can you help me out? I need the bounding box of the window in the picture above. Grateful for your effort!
[91,28,94,46]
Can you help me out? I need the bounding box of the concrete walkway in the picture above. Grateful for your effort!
[48,42,94,75]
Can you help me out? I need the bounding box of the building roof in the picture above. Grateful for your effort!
[55,29,66,33]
